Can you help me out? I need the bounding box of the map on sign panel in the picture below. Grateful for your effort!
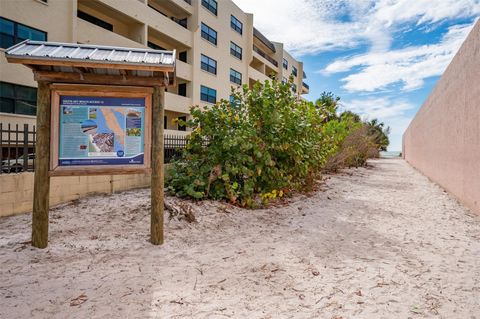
[58,96,145,166]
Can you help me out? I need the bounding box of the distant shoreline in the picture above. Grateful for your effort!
[380,151,401,158]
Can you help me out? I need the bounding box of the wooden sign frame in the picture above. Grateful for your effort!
[49,84,153,176]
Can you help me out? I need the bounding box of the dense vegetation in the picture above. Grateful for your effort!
[167,80,389,207]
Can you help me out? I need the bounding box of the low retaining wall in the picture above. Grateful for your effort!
[403,20,480,214]
[0,173,151,217]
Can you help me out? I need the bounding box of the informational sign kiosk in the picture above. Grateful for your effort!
[5,40,176,248]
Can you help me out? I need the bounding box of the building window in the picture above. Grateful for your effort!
[283,58,288,70]
[0,82,37,116]
[292,66,298,77]
[230,15,243,34]
[0,17,47,49]
[77,10,113,32]
[282,77,287,84]
[201,23,217,45]
[147,41,166,50]
[178,116,187,131]
[178,83,187,97]
[179,51,187,63]
[200,54,217,75]
[201,0,217,16]
[229,95,240,107]
[230,41,242,60]
[230,69,242,85]
[292,83,297,93]
[164,115,167,129]
[200,85,216,104]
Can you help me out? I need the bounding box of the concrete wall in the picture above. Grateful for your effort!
[0,173,151,217]
[403,20,480,214]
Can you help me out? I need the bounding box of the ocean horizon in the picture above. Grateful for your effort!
[380,151,402,158]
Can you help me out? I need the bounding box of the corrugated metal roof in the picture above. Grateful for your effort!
[5,40,176,69]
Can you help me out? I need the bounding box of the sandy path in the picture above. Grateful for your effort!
[1,159,479,318]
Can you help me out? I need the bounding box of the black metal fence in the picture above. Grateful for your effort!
[0,123,36,173]
[164,134,189,164]
[0,123,188,174]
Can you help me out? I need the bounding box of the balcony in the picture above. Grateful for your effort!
[253,45,278,68]
[165,92,192,114]
[77,18,144,48]
[77,0,146,46]
[165,0,193,14]
[302,81,309,94]
[253,28,276,53]
[248,66,270,83]
[176,59,192,81]
[96,0,192,47]
[147,4,188,29]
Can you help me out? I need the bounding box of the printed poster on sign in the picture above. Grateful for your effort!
[58,96,145,166]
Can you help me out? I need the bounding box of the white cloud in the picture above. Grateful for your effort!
[341,97,415,119]
[324,22,475,92]
[373,0,480,26]
[232,0,370,56]
[232,0,480,56]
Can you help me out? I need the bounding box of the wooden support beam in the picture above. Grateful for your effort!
[7,57,175,72]
[33,71,169,87]
[32,81,51,248]
[151,86,165,245]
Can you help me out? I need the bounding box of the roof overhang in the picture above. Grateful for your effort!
[253,28,276,54]
[5,40,176,87]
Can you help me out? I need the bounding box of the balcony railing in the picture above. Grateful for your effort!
[302,82,309,90]
[253,45,278,67]
[148,4,188,29]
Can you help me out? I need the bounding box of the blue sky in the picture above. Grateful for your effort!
[233,0,479,151]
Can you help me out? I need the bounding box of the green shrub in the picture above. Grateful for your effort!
[322,114,390,171]
[323,125,378,171]
[166,81,389,206]
[167,80,340,206]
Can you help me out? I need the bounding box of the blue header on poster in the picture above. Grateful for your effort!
[60,96,145,107]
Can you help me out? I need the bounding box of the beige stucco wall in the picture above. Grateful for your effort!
[403,20,480,214]
[0,0,308,128]
[0,172,152,217]
[190,0,254,103]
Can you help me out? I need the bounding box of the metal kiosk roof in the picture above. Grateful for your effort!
[5,40,176,87]
[6,40,175,247]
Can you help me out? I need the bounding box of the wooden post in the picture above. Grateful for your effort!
[151,86,165,245]
[32,81,51,248]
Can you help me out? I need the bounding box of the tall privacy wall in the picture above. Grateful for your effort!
[403,20,480,214]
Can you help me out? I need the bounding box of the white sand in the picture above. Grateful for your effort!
[1,158,479,318]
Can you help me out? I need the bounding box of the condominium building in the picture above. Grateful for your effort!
[0,0,309,134]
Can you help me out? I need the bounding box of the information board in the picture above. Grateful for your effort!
[58,96,146,166]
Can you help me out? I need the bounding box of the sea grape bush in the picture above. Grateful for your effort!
[166,80,389,206]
